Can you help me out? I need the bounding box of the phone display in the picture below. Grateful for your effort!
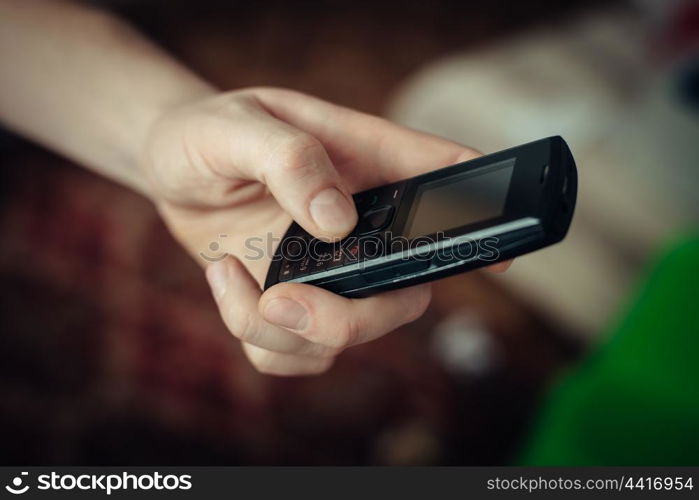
[405,158,515,239]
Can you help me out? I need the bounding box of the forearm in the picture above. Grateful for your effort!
[0,0,214,197]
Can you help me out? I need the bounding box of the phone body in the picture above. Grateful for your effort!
[264,136,577,298]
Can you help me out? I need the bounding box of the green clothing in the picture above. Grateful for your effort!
[521,235,699,465]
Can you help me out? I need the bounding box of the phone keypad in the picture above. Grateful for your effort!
[277,182,405,281]
[310,249,332,274]
[327,247,345,269]
[279,260,294,281]
[295,255,312,275]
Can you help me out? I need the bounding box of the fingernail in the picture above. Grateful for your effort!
[263,297,308,331]
[309,187,356,234]
[205,260,229,300]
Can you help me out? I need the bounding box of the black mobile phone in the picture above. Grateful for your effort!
[264,136,577,298]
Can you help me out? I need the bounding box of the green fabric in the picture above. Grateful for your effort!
[520,235,699,465]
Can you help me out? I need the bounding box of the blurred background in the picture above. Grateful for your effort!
[0,0,697,465]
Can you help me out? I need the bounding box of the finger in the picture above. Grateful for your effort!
[259,122,358,241]
[242,343,334,377]
[486,259,513,273]
[252,90,516,272]
[259,281,432,349]
[251,88,481,189]
[203,101,357,241]
[205,256,340,358]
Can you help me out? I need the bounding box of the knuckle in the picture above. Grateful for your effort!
[453,147,482,163]
[308,343,343,358]
[275,133,325,174]
[231,311,260,344]
[248,86,297,100]
[333,316,362,348]
[247,349,278,375]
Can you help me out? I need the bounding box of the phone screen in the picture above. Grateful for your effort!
[405,158,515,239]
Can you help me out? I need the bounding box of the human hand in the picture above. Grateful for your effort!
[143,87,511,375]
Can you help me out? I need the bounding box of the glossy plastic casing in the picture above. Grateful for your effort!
[264,136,577,298]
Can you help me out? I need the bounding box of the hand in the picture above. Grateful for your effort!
[143,87,511,375]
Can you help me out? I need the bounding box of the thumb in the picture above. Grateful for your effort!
[155,94,358,241]
[215,108,357,241]
[257,117,357,241]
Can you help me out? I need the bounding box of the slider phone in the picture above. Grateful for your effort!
[264,136,577,298]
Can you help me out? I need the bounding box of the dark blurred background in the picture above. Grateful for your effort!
[1,0,697,465]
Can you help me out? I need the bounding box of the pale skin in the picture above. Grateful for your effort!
[0,0,511,375]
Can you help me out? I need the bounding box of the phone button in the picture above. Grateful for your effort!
[354,189,380,212]
[342,242,361,265]
[310,250,332,274]
[278,260,294,281]
[361,258,430,284]
[294,256,312,276]
[358,205,394,235]
[327,247,345,269]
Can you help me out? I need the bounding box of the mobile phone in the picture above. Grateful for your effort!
[264,136,577,298]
